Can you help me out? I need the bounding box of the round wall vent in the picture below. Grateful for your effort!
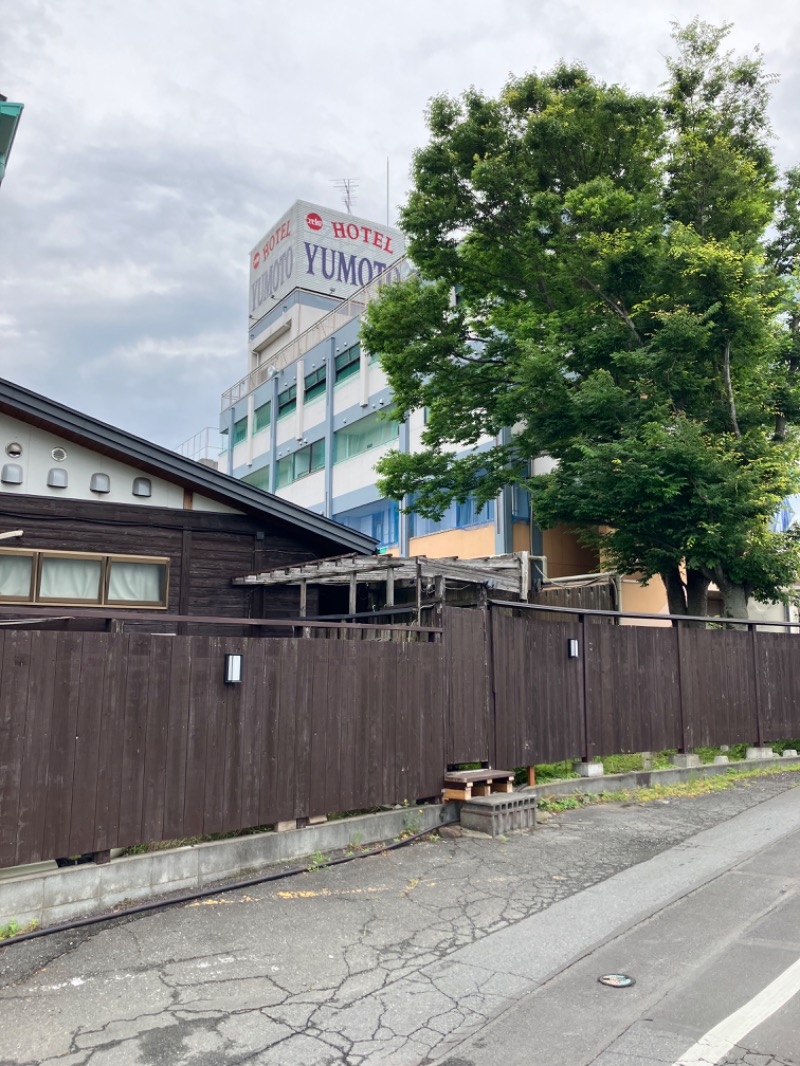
[51,447,68,462]
[5,442,22,458]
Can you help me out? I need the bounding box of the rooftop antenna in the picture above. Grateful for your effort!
[332,178,358,214]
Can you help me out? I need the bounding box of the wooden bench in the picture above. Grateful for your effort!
[442,769,515,802]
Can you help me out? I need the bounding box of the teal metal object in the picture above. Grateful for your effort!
[0,97,24,186]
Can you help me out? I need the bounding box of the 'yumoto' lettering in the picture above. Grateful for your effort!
[250,247,294,310]
[303,242,399,289]
[330,221,394,254]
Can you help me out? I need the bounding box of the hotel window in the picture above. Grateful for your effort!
[253,401,271,433]
[275,440,325,487]
[333,412,399,463]
[277,384,297,418]
[334,343,361,383]
[242,466,270,491]
[0,548,169,608]
[304,365,327,402]
[233,416,248,445]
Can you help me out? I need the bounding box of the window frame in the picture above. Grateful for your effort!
[232,416,248,446]
[334,344,361,384]
[0,548,37,602]
[0,547,170,609]
[277,384,298,418]
[304,366,327,403]
[253,401,271,433]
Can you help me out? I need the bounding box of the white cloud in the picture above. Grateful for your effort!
[1,0,798,450]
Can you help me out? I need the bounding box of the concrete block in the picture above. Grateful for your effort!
[308,815,327,825]
[713,755,729,765]
[149,847,199,890]
[460,794,536,838]
[42,865,99,910]
[0,875,44,928]
[746,747,775,760]
[720,744,730,752]
[782,749,798,758]
[575,761,604,777]
[275,820,297,833]
[99,856,156,899]
[671,754,701,769]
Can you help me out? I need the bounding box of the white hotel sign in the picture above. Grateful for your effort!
[249,200,406,317]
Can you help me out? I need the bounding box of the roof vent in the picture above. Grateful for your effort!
[47,467,68,488]
[132,477,152,498]
[51,447,68,462]
[1,463,23,484]
[5,442,22,458]
[90,473,111,494]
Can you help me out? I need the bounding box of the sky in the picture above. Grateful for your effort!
[1,1,799,453]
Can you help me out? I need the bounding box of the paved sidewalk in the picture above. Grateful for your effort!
[0,774,798,1065]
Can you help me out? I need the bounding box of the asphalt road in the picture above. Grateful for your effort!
[0,773,799,1065]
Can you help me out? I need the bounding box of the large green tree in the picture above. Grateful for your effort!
[362,20,800,619]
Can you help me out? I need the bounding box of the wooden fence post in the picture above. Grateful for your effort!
[581,614,590,762]
[750,625,764,748]
[676,623,689,754]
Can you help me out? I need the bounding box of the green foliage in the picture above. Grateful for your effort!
[0,918,38,941]
[362,21,800,618]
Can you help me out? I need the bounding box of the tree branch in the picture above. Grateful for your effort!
[722,338,741,438]
[579,277,644,345]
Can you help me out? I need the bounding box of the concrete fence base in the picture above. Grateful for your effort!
[0,803,457,933]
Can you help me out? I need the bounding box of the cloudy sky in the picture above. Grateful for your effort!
[1,1,799,452]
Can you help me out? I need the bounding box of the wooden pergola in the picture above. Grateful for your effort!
[233,551,533,618]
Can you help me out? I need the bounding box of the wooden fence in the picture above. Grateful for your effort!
[2,604,800,869]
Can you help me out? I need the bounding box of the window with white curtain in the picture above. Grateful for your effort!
[0,553,34,599]
[39,556,103,602]
[107,560,166,605]
[0,548,170,608]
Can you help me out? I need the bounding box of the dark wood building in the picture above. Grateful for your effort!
[0,378,376,623]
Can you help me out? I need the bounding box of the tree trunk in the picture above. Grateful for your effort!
[711,567,750,625]
[662,566,688,620]
[685,568,711,623]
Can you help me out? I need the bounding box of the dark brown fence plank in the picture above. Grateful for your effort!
[114,633,151,849]
[277,639,303,822]
[94,634,128,852]
[162,636,192,840]
[41,633,83,861]
[442,607,490,764]
[754,632,800,742]
[308,640,331,819]
[14,633,57,865]
[238,638,267,831]
[68,633,107,855]
[202,637,228,836]
[141,636,173,847]
[0,631,30,868]
[679,629,758,748]
[584,625,682,757]
[183,637,214,837]
[364,643,384,808]
[380,644,399,804]
[492,612,586,767]
[259,639,286,824]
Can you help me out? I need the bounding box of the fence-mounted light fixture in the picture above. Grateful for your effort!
[224,653,243,684]
[567,639,580,659]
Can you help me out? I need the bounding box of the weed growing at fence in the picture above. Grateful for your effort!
[537,763,800,813]
[0,918,39,941]
[307,850,328,873]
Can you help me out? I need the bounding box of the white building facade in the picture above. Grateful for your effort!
[218,201,597,573]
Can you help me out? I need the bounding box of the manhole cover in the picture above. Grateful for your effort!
[598,973,636,988]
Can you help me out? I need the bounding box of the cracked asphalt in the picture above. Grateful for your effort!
[1,773,799,1065]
